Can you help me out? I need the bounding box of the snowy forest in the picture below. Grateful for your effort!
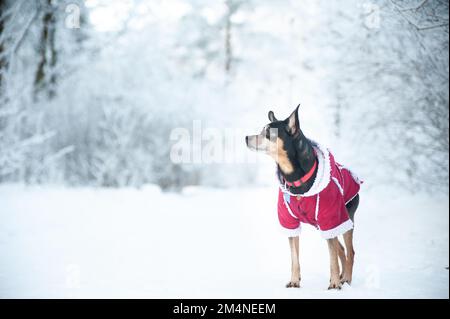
[0,0,448,192]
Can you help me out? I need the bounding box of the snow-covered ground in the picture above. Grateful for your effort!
[0,184,448,298]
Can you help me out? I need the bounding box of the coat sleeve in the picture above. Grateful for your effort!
[277,190,301,237]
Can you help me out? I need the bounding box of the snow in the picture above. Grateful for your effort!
[0,184,448,298]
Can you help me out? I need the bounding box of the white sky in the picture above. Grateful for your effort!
[85,0,192,32]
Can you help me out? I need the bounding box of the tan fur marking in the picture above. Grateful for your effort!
[269,137,294,175]
[286,236,300,288]
[327,238,342,290]
[247,133,294,175]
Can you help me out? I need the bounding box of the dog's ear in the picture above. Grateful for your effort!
[268,111,277,122]
[285,104,300,137]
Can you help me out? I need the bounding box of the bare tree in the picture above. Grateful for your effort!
[390,0,449,30]
[224,0,245,75]
[0,0,7,96]
[34,0,57,100]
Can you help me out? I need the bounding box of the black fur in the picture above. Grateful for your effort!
[267,108,318,195]
[345,194,359,222]
[268,106,359,219]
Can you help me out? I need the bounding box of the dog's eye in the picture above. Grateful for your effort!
[265,128,271,139]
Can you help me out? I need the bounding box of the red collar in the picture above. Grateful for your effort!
[285,160,317,188]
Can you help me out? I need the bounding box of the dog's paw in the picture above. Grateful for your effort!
[340,273,352,285]
[286,281,300,288]
[328,278,342,290]
[328,283,342,290]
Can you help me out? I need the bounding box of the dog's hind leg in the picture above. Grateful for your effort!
[341,194,359,284]
[341,229,355,285]
[337,240,347,279]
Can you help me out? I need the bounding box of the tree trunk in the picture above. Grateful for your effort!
[225,14,232,74]
[334,101,341,139]
[224,1,233,75]
[34,0,57,100]
[0,0,8,96]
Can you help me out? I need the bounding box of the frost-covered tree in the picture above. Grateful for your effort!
[0,0,46,182]
[302,0,448,191]
[174,0,252,79]
[1,0,447,193]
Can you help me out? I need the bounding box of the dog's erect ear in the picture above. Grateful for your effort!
[268,111,277,122]
[285,104,301,137]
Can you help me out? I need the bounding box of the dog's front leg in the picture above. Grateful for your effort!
[327,237,342,290]
[286,236,300,288]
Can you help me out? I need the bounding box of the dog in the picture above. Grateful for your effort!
[245,105,362,290]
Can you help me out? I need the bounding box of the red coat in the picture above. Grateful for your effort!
[277,145,362,239]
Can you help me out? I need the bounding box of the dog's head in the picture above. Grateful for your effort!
[245,105,302,174]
